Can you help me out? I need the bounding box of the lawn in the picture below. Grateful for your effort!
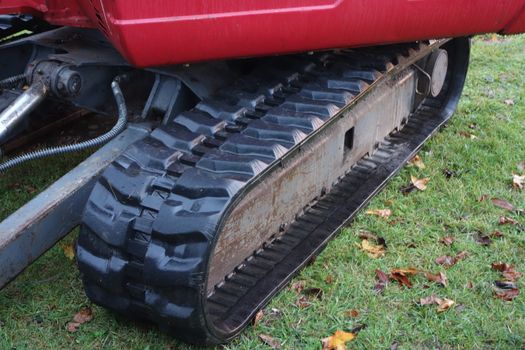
[0,35,524,350]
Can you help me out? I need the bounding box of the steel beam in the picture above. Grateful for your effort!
[0,123,150,289]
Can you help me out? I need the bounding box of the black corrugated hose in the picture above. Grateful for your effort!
[0,78,128,173]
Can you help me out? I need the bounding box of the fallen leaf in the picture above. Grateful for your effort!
[73,307,93,324]
[66,322,81,333]
[365,209,392,219]
[389,268,418,288]
[499,216,519,225]
[253,310,264,327]
[490,230,504,238]
[493,281,520,301]
[408,155,426,169]
[435,255,455,267]
[458,131,478,139]
[322,330,356,350]
[410,176,430,191]
[424,271,448,287]
[291,281,305,293]
[25,185,37,194]
[436,298,455,312]
[259,334,281,349]
[345,309,359,318]
[359,239,386,259]
[435,251,467,268]
[374,269,389,294]
[491,198,515,211]
[466,281,474,289]
[478,194,489,202]
[512,174,524,189]
[419,295,455,312]
[492,262,522,281]
[504,99,515,106]
[420,294,440,305]
[474,232,492,246]
[455,251,468,262]
[358,230,379,241]
[391,342,399,350]
[325,275,334,284]
[439,236,455,246]
[61,243,75,260]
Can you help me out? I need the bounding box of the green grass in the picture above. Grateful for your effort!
[1,35,524,350]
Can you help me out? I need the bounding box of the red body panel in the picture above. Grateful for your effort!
[1,0,525,67]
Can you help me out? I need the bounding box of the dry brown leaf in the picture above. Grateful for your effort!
[474,232,492,246]
[499,216,519,225]
[389,268,418,288]
[435,251,467,268]
[73,307,93,324]
[259,334,281,349]
[66,322,81,333]
[291,281,305,293]
[359,239,386,259]
[25,185,38,194]
[493,281,520,301]
[439,236,455,246]
[435,255,455,267]
[458,131,478,139]
[358,230,379,241]
[478,194,490,202]
[345,309,360,318]
[492,262,522,282]
[420,294,440,305]
[512,174,525,189]
[322,330,356,350]
[67,307,93,333]
[424,271,448,287]
[494,288,520,301]
[466,281,474,289]
[490,230,504,238]
[455,251,468,262]
[253,310,264,327]
[408,155,426,169]
[491,198,515,211]
[436,298,455,312]
[374,269,389,293]
[410,175,430,191]
[325,274,334,284]
[365,209,392,219]
[419,295,455,312]
[61,243,75,260]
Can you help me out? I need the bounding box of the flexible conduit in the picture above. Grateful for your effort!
[0,79,128,173]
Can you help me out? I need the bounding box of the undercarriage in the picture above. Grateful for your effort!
[0,26,469,345]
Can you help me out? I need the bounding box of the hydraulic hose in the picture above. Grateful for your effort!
[0,79,128,173]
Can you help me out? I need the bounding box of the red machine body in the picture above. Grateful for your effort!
[1,0,525,67]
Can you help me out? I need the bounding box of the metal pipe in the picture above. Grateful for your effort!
[0,81,48,144]
[0,79,128,172]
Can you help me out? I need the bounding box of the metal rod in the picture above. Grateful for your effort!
[0,81,48,144]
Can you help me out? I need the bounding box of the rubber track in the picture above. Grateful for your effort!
[77,40,466,344]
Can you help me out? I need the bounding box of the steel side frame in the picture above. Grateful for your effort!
[0,123,150,289]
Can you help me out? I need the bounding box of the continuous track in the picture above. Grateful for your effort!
[78,38,469,345]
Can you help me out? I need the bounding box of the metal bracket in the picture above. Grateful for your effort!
[0,123,151,289]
